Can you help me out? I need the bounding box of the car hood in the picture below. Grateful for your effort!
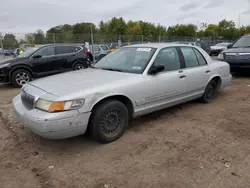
[221,47,250,53]
[210,46,226,50]
[0,57,27,65]
[28,68,140,98]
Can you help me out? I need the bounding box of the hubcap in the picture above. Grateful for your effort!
[101,109,121,137]
[76,65,84,70]
[16,72,30,85]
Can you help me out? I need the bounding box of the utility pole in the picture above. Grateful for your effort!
[238,13,241,29]
[53,33,55,43]
[90,25,95,63]
[0,36,4,59]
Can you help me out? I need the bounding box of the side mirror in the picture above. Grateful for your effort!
[32,55,42,59]
[148,64,165,75]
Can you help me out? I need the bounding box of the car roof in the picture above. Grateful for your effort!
[123,43,192,49]
[38,43,86,48]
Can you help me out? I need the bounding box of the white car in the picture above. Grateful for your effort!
[209,42,232,56]
[13,43,232,143]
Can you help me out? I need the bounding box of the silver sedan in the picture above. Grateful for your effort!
[13,43,232,143]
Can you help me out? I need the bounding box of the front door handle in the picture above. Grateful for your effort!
[206,70,211,73]
[179,75,186,79]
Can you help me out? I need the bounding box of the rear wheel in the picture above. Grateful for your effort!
[200,80,217,103]
[73,62,88,70]
[11,69,32,88]
[89,100,128,143]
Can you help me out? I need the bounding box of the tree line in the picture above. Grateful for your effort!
[1,17,250,49]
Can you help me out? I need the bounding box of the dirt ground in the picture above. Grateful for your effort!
[1,77,250,188]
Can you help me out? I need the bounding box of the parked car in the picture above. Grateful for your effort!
[13,43,232,143]
[209,42,232,56]
[89,44,110,61]
[171,41,201,47]
[3,49,14,56]
[217,34,250,73]
[0,43,93,87]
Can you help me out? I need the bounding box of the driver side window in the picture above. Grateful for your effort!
[154,47,181,72]
[34,46,55,57]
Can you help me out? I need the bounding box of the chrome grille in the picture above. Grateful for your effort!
[21,90,35,109]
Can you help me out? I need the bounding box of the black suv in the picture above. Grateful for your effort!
[0,44,93,87]
[217,34,250,73]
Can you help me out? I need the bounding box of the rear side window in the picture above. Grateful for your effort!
[180,47,199,68]
[55,46,81,55]
[100,45,109,50]
[193,48,207,65]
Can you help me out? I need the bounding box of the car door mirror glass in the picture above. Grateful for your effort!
[148,64,165,75]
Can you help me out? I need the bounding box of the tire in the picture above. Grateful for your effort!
[200,80,217,103]
[11,69,32,88]
[89,100,129,143]
[73,62,88,70]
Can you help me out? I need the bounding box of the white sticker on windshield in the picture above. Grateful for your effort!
[132,66,142,70]
[137,48,151,52]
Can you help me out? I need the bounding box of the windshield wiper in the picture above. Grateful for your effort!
[101,68,123,72]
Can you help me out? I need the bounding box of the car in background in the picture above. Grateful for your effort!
[3,49,14,56]
[217,34,250,73]
[0,43,93,87]
[13,43,232,143]
[171,41,201,47]
[89,44,110,61]
[209,42,232,56]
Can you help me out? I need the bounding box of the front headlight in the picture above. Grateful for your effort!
[35,98,85,112]
[217,53,224,60]
[0,63,10,69]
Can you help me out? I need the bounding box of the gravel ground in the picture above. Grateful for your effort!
[1,76,250,188]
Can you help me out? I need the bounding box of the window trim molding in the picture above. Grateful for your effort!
[147,47,183,74]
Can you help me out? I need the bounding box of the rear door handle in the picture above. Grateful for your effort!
[179,75,186,79]
[206,70,211,73]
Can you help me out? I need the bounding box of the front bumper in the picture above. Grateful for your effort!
[0,69,9,82]
[13,94,91,139]
[210,49,223,55]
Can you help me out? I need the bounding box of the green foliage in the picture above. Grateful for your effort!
[2,17,250,48]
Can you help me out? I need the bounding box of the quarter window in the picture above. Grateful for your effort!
[55,46,79,55]
[193,48,207,65]
[154,47,181,72]
[180,47,199,68]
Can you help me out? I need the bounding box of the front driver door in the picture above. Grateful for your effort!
[30,46,56,77]
[143,47,186,112]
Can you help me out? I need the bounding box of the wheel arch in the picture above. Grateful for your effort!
[91,94,135,120]
[72,59,89,68]
[208,75,222,90]
[9,65,34,78]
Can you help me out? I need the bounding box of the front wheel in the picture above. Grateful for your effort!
[11,69,32,88]
[89,100,129,143]
[200,80,217,103]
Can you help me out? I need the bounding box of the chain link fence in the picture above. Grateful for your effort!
[0,33,234,55]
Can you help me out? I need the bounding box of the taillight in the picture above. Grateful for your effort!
[85,49,91,54]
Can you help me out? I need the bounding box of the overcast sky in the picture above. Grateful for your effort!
[0,0,250,35]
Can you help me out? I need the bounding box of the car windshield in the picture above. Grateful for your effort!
[17,47,38,58]
[232,35,250,48]
[100,45,109,51]
[94,47,156,74]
